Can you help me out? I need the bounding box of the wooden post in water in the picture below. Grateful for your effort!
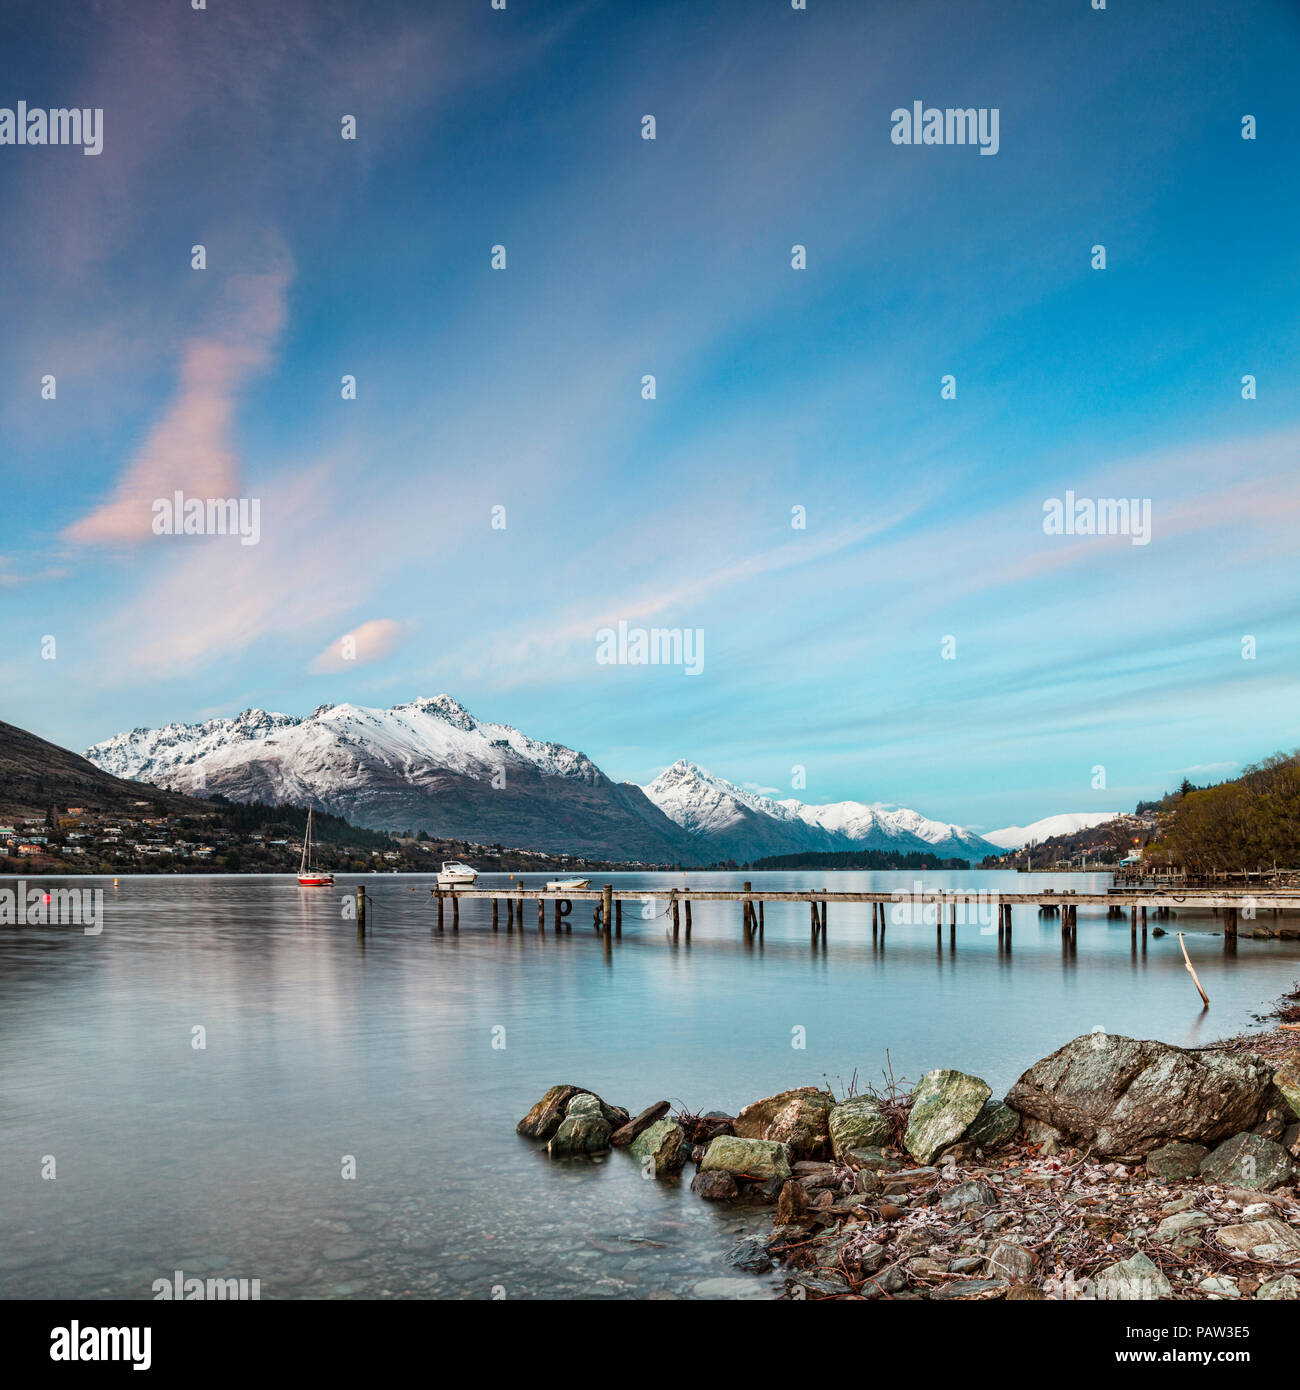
[685,897,692,938]
[492,898,499,931]
[436,890,444,930]
[356,885,366,929]
[1178,932,1210,1008]
[506,896,514,928]
[452,892,459,929]
[537,897,544,930]
[602,884,613,936]
[671,890,680,941]
[616,900,622,934]
[1224,906,1238,939]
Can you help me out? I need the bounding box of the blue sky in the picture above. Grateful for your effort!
[2,0,1299,830]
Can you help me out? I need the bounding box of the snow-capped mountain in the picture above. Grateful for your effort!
[87,697,1018,864]
[86,696,691,862]
[983,811,1121,851]
[641,760,1001,863]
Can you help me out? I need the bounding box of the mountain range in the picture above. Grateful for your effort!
[83,695,1117,864]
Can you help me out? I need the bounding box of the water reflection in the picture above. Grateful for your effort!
[1,868,1297,1300]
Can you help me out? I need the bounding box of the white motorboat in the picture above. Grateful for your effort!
[545,876,590,891]
[437,861,478,887]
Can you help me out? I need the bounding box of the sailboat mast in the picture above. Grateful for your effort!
[301,807,311,875]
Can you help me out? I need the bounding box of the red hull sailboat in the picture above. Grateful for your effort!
[297,807,334,887]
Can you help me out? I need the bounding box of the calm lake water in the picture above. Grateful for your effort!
[2,869,1297,1300]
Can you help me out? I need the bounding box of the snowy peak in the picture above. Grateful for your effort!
[643,760,803,836]
[642,763,1002,862]
[983,811,1122,850]
[84,696,686,861]
[85,696,605,799]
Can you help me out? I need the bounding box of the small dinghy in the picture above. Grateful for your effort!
[545,877,590,891]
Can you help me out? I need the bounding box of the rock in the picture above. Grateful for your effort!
[961,1098,1020,1152]
[861,1264,906,1298]
[939,1180,999,1212]
[1254,1111,1287,1142]
[1093,1252,1172,1300]
[547,1092,613,1157]
[1020,1117,1063,1153]
[786,1271,850,1299]
[517,1084,584,1140]
[905,1069,992,1164]
[699,1135,792,1181]
[987,1241,1035,1282]
[880,1166,940,1194]
[600,1101,632,1129]
[727,1236,772,1273]
[690,1170,738,1201]
[931,1278,1008,1300]
[1198,1132,1293,1190]
[627,1119,686,1175]
[1145,1141,1209,1181]
[733,1087,834,1161]
[1005,1034,1273,1159]
[1198,1276,1241,1298]
[1284,1123,1300,1160]
[610,1100,670,1146]
[843,1147,900,1173]
[1215,1219,1300,1263]
[776,1179,812,1225]
[1274,1055,1300,1119]
[1152,1210,1213,1246]
[828,1095,892,1158]
[1257,1274,1300,1299]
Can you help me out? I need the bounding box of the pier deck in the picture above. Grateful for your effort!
[429,882,1300,941]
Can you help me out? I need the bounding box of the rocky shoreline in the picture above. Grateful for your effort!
[517,1016,1300,1301]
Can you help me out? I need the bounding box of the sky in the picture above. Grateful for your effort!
[2,0,1299,831]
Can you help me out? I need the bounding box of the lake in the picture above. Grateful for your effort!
[2,868,1297,1300]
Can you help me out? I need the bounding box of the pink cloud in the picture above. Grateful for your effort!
[309,619,412,674]
[63,266,290,547]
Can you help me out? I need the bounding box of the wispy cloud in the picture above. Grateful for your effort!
[63,263,291,547]
[309,618,412,674]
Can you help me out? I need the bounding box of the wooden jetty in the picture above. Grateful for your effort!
[431,882,1300,946]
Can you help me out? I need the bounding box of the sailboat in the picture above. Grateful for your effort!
[297,807,334,887]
